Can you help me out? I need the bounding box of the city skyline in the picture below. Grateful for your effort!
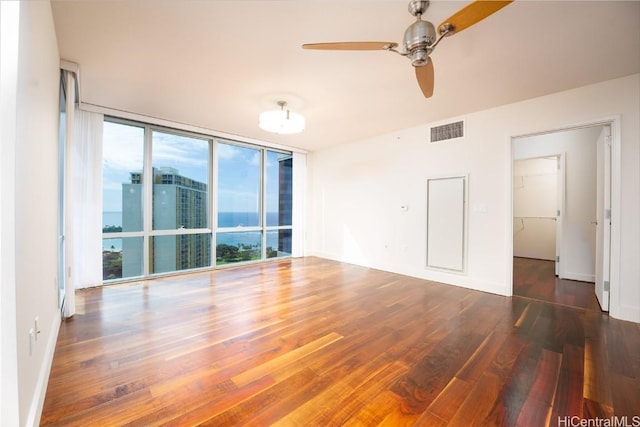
[103,121,285,214]
[102,120,293,279]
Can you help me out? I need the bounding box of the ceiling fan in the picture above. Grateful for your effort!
[302,0,513,98]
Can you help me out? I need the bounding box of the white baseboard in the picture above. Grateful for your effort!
[611,303,640,324]
[562,272,595,283]
[25,313,60,427]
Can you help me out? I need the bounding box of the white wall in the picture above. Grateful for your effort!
[307,73,640,323]
[1,2,22,425]
[1,1,62,425]
[514,127,601,281]
[513,157,557,261]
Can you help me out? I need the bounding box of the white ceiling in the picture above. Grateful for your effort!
[51,0,640,152]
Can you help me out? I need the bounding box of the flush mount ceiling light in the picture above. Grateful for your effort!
[259,100,305,135]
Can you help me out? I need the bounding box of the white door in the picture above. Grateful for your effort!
[57,73,67,313]
[595,126,611,311]
[555,154,565,277]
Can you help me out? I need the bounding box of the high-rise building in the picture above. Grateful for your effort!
[277,155,293,256]
[122,167,209,276]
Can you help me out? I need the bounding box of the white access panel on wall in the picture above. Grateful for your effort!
[426,175,467,273]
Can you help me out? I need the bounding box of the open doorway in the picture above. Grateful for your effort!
[511,124,611,312]
[513,155,560,270]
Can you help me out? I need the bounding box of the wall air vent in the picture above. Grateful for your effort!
[430,120,464,143]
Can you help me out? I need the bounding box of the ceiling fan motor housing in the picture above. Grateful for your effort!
[403,19,436,66]
[408,0,429,17]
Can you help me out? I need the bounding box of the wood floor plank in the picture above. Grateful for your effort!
[272,353,401,426]
[550,344,585,422]
[231,332,343,387]
[584,336,614,407]
[342,390,410,427]
[447,371,503,426]
[582,397,614,422]
[608,373,640,417]
[40,257,640,426]
[515,347,562,427]
[472,331,529,426]
[317,360,408,426]
[156,375,276,426]
[390,328,486,414]
[424,376,473,422]
[214,368,329,426]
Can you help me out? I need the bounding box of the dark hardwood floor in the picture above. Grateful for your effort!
[41,257,640,426]
[513,257,602,312]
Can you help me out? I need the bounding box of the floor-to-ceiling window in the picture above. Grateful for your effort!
[150,130,211,274]
[216,141,262,265]
[102,120,145,280]
[101,118,293,281]
[265,150,293,259]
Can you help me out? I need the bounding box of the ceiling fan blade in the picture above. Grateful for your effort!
[302,41,398,51]
[438,0,513,36]
[415,60,434,98]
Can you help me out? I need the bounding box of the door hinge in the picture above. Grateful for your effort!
[605,209,611,220]
[556,256,560,263]
[557,210,561,217]
[605,135,612,146]
[604,280,610,292]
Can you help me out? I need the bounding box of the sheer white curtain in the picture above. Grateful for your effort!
[64,107,103,316]
[292,151,307,257]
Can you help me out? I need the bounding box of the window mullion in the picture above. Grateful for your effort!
[261,148,267,260]
[214,139,218,268]
[143,124,153,276]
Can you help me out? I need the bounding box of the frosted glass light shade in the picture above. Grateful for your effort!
[259,109,305,134]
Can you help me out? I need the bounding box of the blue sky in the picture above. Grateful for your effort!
[102,121,284,216]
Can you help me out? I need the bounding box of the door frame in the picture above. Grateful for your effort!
[595,125,611,311]
[57,70,67,314]
[556,153,565,277]
[506,116,620,313]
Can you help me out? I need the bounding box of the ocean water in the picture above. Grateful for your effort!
[218,211,282,227]
[103,211,282,228]
[102,211,285,251]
